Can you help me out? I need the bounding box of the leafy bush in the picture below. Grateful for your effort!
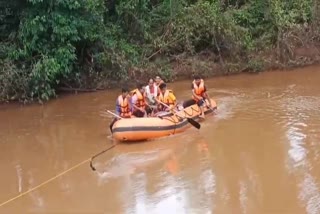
[0,0,318,102]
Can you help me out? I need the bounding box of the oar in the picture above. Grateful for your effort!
[102,110,123,133]
[157,100,201,129]
[106,110,123,119]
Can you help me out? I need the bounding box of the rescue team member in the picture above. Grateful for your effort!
[183,75,212,118]
[157,83,177,112]
[155,76,164,87]
[192,75,212,118]
[131,83,152,117]
[109,87,132,132]
[145,78,158,105]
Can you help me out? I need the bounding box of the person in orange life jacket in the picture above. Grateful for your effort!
[109,87,132,132]
[192,75,212,118]
[131,83,152,117]
[145,78,158,105]
[157,83,177,112]
[183,75,212,118]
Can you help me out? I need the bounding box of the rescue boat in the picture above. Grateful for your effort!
[111,99,217,142]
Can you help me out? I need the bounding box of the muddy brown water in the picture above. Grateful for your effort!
[1,66,320,213]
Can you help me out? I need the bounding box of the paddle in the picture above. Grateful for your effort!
[103,110,124,133]
[157,100,201,129]
[106,110,123,119]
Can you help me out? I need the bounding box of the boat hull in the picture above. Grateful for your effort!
[111,99,217,142]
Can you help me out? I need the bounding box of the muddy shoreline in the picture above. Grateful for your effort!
[1,61,319,110]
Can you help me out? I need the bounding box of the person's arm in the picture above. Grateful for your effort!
[131,95,138,110]
[115,99,120,115]
[202,86,212,106]
[131,95,145,112]
[143,92,152,107]
[203,86,210,98]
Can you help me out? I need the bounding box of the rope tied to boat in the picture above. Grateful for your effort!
[160,115,179,134]
[0,157,92,208]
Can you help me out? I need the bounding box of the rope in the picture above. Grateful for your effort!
[0,156,93,208]
[0,104,207,208]
[179,106,199,118]
[161,115,179,134]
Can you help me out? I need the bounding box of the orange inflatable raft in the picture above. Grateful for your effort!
[111,99,217,142]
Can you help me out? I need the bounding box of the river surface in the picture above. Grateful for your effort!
[0,66,320,213]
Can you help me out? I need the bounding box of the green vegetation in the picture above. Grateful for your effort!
[1,0,319,102]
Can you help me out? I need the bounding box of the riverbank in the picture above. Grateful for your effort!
[2,0,319,103]
[55,44,320,93]
[1,56,320,109]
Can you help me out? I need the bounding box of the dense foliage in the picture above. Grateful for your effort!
[0,0,319,102]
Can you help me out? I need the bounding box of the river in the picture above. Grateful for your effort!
[0,65,320,213]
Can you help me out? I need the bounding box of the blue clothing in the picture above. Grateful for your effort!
[115,99,121,115]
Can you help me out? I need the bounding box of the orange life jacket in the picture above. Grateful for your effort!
[158,90,175,110]
[192,79,205,101]
[117,95,131,117]
[131,89,146,109]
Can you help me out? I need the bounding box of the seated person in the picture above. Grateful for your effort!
[131,83,152,117]
[156,83,177,112]
[145,78,158,105]
[155,76,164,87]
[109,87,132,132]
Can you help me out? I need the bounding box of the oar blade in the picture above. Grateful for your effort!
[187,118,201,129]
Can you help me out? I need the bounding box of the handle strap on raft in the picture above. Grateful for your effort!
[156,99,200,129]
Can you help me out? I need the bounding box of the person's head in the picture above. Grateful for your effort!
[155,76,161,85]
[148,78,154,87]
[121,87,129,97]
[137,83,145,93]
[193,75,201,85]
[159,83,167,94]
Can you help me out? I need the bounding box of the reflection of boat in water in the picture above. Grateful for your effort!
[111,99,217,142]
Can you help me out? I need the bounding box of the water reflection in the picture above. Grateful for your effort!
[96,149,173,182]
[286,124,307,168]
[282,91,320,213]
[15,164,23,193]
[298,174,320,214]
[2,66,320,212]
[28,170,45,211]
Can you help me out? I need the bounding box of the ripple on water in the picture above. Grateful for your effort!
[286,125,307,168]
[280,94,320,214]
[212,95,243,121]
[283,96,320,112]
[280,96,320,161]
[298,174,320,214]
[281,100,309,170]
[96,150,169,182]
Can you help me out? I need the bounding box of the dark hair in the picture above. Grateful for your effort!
[159,83,166,90]
[193,75,201,80]
[122,87,129,93]
[137,82,144,89]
